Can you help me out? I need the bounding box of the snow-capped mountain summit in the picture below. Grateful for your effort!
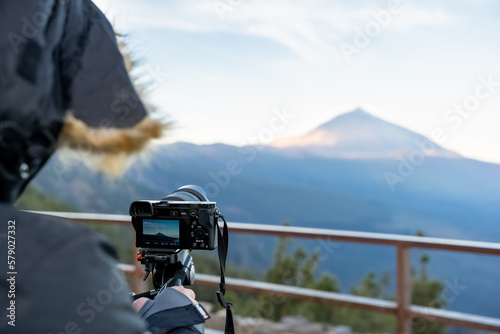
[270,108,460,159]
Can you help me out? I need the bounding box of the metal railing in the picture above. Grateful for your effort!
[35,211,500,333]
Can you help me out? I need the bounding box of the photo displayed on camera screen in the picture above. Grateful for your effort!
[142,219,180,246]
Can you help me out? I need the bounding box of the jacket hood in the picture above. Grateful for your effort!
[0,0,162,203]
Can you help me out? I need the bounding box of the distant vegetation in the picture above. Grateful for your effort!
[15,185,76,212]
[194,230,446,334]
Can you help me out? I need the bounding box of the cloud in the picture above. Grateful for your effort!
[388,5,454,31]
[94,0,457,65]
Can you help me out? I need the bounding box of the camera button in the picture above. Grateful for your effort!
[194,229,205,239]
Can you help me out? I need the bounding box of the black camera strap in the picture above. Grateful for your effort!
[216,214,235,334]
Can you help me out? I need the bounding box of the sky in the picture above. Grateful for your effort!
[93,0,500,164]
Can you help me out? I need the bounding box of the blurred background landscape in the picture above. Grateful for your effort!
[18,107,500,333]
[17,0,500,333]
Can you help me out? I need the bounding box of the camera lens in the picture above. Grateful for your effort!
[162,185,209,202]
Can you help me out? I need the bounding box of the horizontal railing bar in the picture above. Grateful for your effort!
[120,267,500,331]
[27,211,132,224]
[194,274,500,332]
[117,263,136,273]
[410,305,500,332]
[31,211,500,256]
[228,223,500,256]
[194,273,398,314]
[205,329,224,334]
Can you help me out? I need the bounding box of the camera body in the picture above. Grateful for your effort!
[130,200,218,250]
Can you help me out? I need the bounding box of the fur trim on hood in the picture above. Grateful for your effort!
[57,114,165,176]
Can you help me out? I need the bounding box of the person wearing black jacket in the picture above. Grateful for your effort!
[0,1,207,333]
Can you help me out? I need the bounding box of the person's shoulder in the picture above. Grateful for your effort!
[0,204,146,333]
[0,204,118,268]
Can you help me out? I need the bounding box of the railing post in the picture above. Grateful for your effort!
[397,245,411,334]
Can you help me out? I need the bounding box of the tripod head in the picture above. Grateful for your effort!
[132,249,195,300]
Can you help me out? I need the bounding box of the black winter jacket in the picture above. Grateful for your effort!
[0,206,147,333]
[0,0,147,202]
[0,1,206,333]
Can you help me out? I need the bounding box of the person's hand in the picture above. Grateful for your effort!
[132,286,207,333]
[171,286,197,303]
[132,297,149,312]
[132,286,197,312]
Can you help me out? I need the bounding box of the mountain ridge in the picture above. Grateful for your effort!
[270,108,461,159]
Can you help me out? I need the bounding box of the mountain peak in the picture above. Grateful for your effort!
[270,109,460,159]
[317,108,377,131]
[349,107,369,115]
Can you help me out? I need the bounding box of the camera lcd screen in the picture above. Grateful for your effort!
[142,219,180,245]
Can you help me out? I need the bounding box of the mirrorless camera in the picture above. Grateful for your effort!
[130,185,218,250]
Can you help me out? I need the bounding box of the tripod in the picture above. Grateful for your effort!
[132,249,195,300]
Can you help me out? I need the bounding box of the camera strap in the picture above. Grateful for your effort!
[216,215,235,334]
